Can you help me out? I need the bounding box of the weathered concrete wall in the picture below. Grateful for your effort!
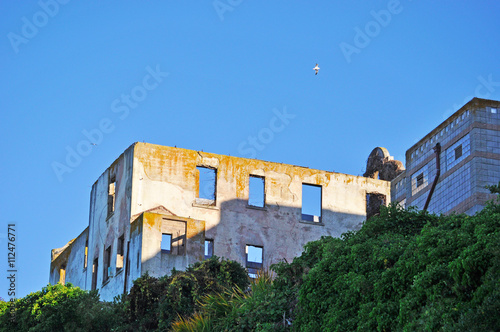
[139,212,205,278]
[51,142,391,301]
[131,143,391,268]
[86,145,134,301]
[49,227,88,288]
[127,213,143,292]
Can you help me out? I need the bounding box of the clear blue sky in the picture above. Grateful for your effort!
[1,1,499,299]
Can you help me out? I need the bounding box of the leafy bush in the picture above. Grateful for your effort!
[121,272,163,331]
[159,256,249,329]
[0,283,117,332]
[171,312,213,331]
[0,257,248,331]
[172,270,292,331]
[119,256,249,330]
[294,203,500,331]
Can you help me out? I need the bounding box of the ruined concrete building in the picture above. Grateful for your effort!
[50,97,500,300]
[391,98,500,215]
[50,143,390,300]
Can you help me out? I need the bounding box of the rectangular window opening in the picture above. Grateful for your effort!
[91,257,98,291]
[126,241,131,276]
[161,219,187,255]
[196,166,216,205]
[205,239,214,259]
[246,245,263,279]
[107,175,116,217]
[455,145,463,160]
[301,184,322,222]
[249,175,265,207]
[366,193,387,219]
[161,233,172,253]
[116,235,124,272]
[416,173,424,188]
[103,246,111,283]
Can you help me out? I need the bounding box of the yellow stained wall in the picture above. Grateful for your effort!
[131,142,391,267]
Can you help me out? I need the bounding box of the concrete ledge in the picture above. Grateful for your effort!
[299,220,324,226]
[246,205,267,211]
[192,202,219,210]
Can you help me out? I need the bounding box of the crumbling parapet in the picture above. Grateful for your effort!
[364,147,405,181]
[364,147,405,218]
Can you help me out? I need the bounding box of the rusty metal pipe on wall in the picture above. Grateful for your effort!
[424,143,441,211]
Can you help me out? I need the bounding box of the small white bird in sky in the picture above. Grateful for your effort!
[313,63,320,75]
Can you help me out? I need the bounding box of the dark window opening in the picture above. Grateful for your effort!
[107,175,116,217]
[196,166,216,205]
[301,184,322,222]
[455,145,463,160]
[366,193,386,219]
[205,239,214,259]
[91,258,98,290]
[103,246,111,283]
[123,241,130,295]
[116,235,124,272]
[126,242,131,276]
[246,245,263,278]
[416,173,424,188]
[161,233,172,253]
[249,175,265,207]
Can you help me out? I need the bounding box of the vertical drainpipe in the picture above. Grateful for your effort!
[424,143,441,211]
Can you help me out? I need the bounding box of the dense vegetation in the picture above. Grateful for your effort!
[0,257,248,331]
[122,257,249,330]
[292,202,500,331]
[1,194,499,331]
[0,283,118,331]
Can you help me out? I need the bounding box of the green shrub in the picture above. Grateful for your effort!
[174,270,292,331]
[0,283,117,332]
[293,203,500,331]
[119,256,249,330]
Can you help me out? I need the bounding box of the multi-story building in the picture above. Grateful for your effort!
[391,98,500,215]
[50,97,500,300]
[50,143,390,300]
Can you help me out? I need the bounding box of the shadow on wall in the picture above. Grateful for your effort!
[137,196,381,281]
[51,195,385,300]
